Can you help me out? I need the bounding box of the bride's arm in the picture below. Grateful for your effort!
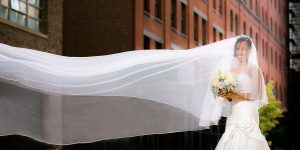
[219,92,251,101]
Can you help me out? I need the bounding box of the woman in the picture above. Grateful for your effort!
[0,35,269,146]
[215,36,270,150]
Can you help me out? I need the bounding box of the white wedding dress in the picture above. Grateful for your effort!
[215,73,270,150]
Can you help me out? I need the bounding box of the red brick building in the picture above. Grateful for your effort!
[134,0,287,103]
[0,0,288,103]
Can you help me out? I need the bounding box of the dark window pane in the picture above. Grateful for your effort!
[202,19,207,45]
[181,2,186,34]
[171,0,177,28]
[27,17,36,29]
[18,13,26,26]
[144,0,149,12]
[235,14,238,34]
[194,12,199,42]
[143,35,150,50]
[230,10,233,32]
[9,10,18,23]
[0,5,8,19]
[213,0,216,10]
[219,0,222,15]
[155,41,163,49]
[213,28,216,42]
[155,0,162,20]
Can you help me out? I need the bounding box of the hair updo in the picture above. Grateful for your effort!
[233,35,252,56]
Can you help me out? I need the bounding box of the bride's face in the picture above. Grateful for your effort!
[236,41,250,64]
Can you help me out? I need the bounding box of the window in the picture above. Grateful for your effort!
[278,1,281,13]
[235,14,238,34]
[155,0,162,20]
[202,18,207,45]
[262,39,265,58]
[265,10,268,25]
[265,42,268,60]
[255,33,258,48]
[262,7,264,23]
[270,18,273,31]
[275,22,277,36]
[250,27,252,38]
[155,41,163,49]
[194,12,199,42]
[219,32,223,40]
[275,51,278,69]
[243,21,246,35]
[171,0,177,28]
[144,0,150,13]
[0,0,44,32]
[271,47,273,64]
[143,35,150,49]
[279,55,282,70]
[213,27,216,42]
[213,0,216,10]
[255,0,258,15]
[181,2,187,35]
[230,10,233,32]
[219,0,222,15]
[250,0,252,10]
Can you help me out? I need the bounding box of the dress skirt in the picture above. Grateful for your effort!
[215,100,270,150]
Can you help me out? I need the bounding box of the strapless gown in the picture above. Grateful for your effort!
[215,74,270,150]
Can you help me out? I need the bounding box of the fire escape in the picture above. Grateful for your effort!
[289,1,300,71]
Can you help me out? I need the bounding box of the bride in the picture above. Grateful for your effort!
[215,36,270,150]
[0,35,270,147]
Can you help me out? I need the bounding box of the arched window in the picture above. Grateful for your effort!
[243,21,246,34]
[235,14,238,34]
[230,10,233,32]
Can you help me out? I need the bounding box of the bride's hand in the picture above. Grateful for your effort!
[219,92,249,101]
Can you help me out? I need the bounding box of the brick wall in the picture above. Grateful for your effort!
[0,0,63,55]
[62,0,135,56]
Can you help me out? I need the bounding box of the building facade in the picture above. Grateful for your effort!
[0,0,288,103]
[135,0,288,104]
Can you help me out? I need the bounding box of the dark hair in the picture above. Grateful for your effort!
[234,35,252,56]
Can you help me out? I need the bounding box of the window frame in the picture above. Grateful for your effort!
[0,0,45,33]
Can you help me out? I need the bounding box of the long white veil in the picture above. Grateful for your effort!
[0,35,267,145]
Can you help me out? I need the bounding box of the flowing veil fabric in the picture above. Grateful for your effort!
[0,35,267,145]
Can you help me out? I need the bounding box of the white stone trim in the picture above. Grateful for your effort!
[181,0,188,5]
[171,43,184,50]
[193,7,208,20]
[212,23,225,34]
[143,29,164,44]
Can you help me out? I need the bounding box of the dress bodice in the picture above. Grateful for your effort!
[236,73,253,94]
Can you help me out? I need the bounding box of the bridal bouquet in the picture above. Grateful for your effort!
[211,70,240,100]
